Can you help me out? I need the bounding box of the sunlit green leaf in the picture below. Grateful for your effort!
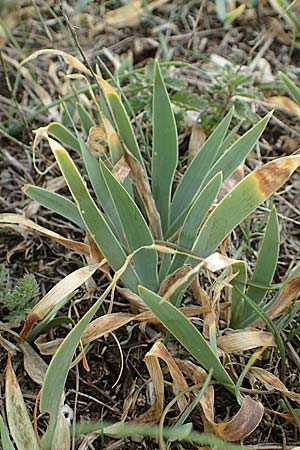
[23,185,85,229]
[138,286,234,388]
[152,61,178,232]
[0,415,15,450]
[244,207,279,317]
[48,123,81,154]
[100,160,158,291]
[169,108,233,236]
[52,142,140,292]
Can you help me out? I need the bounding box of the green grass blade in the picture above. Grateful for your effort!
[106,91,144,166]
[48,123,81,154]
[100,161,159,291]
[0,416,16,450]
[77,102,95,134]
[279,71,300,104]
[191,155,300,259]
[52,142,140,292]
[23,185,86,229]
[76,421,242,449]
[230,261,247,328]
[233,286,286,382]
[204,112,271,187]
[77,134,124,240]
[40,283,113,449]
[138,286,234,388]
[152,61,178,232]
[215,120,243,160]
[170,108,233,232]
[169,172,222,272]
[244,207,279,317]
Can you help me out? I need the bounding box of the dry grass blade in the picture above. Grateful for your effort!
[124,150,163,240]
[0,213,90,256]
[5,354,41,450]
[18,341,48,385]
[20,264,101,338]
[250,367,300,403]
[217,331,275,353]
[265,96,300,116]
[82,313,134,345]
[137,341,189,423]
[253,276,300,327]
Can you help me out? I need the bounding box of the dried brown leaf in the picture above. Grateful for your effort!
[20,264,100,338]
[86,125,108,156]
[0,213,90,256]
[124,150,163,240]
[265,17,291,45]
[18,341,48,385]
[253,276,300,327]
[159,265,192,298]
[35,337,63,356]
[5,354,40,450]
[112,156,131,183]
[188,124,206,162]
[100,0,170,29]
[214,396,264,441]
[82,313,134,345]
[217,330,275,353]
[176,359,215,433]
[250,367,300,403]
[218,164,245,200]
[265,96,300,116]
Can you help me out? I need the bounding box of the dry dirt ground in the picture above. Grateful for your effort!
[1,1,300,449]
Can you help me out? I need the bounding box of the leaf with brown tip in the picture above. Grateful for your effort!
[192,155,300,258]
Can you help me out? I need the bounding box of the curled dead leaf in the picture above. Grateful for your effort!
[82,313,134,345]
[159,265,192,298]
[87,125,108,156]
[214,396,264,441]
